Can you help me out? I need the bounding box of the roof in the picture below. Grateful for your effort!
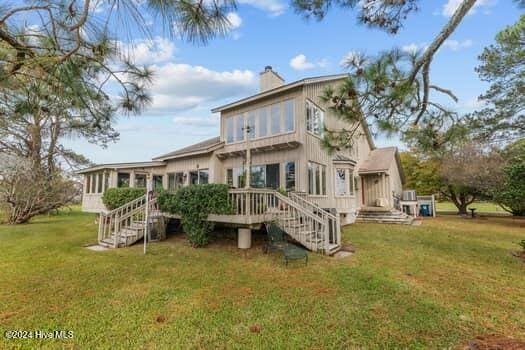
[152,136,223,161]
[358,147,405,183]
[76,161,166,174]
[211,73,349,113]
[333,154,356,163]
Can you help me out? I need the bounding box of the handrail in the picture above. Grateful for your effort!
[104,194,146,216]
[289,192,337,220]
[274,192,325,226]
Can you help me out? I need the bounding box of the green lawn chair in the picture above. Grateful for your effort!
[263,222,290,254]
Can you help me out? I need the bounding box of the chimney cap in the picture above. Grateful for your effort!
[264,65,273,71]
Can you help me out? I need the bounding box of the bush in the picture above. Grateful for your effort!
[102,187,145,210]
[157,184,233,246]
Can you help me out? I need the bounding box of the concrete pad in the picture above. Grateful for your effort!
[85,244,109,252]
[333,251,353,259]
[411,220,422,226]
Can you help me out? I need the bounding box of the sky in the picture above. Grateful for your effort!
[62,0,523,164]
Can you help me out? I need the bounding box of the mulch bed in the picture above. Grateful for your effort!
[467,335,525,350]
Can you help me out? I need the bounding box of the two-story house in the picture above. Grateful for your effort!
[79,67,409,252]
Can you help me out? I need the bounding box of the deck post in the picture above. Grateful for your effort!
[238,228,252,249]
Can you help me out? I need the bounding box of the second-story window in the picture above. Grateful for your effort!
[226,117,234,143]
[284,100,294,132]
[235,114,244,141]
[306,100,324,136]
[271,104,281,135]
[258,107,268,137]
[247,111,256,139]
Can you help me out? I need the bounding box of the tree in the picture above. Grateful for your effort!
[292,1,524,153]
[469,15,525,142]
[399,152,441,195]
[493,139,525,216]
[0,0,236,223]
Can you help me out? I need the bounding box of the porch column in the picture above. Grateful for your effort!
[238,228,252,249]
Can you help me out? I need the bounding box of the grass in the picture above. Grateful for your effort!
[436,201,506,214]
[1,209,524,349]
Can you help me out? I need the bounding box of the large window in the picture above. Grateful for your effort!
[285,162,296,191]
[168,172,184,191]
[134,174,146,188]
[308,161,326,195]
[117,173,130,188]
[271,104,281,135]
[189,169,209,185]
[249,163,280,189]
[258,107,268,137]
[247,112,256,139]
[284,100,294,132]
[306,100,324,136]
[86,175,91,194]
[189,171,198,185]
[104,173,109,191]
[334,168,355,196]
[97,173,103,193]
[91,174,97,193]
[226,169,234,187]
[226,117,234,143]
[235,114,244,142]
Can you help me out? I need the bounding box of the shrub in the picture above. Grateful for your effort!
[157,184,233,246]
[102,188,145,210]
[519,240,525,252]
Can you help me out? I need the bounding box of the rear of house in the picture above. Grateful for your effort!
[78,67,407,227]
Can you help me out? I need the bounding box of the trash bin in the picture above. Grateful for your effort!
[420,204,430,217]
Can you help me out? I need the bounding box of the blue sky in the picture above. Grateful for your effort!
[64,0,523,164]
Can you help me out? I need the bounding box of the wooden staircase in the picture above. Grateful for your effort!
[356,207,414,225]
[98,195,158,248]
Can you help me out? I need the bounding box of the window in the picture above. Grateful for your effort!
[104,173,109,192]
[258,107,267,137]
[153,175,163,191]
[199,169,209,184]
[307,161,326,195]
[349,170,355,195]
[271,103,281,135]
[249,164,280,189]
[335,169,347,196]
[189,171,198,185]
[306,100,324,136]
[117,173,130,188]
[285,162,296,191]
[226,117,234,143]
[235,114,244,142]
[284,99,294,132]
[91,174,97,193]
[97,173,103,193]
[86,175,91,194]
[135,174,146,188]
[247,112,256,139]
[168,172,184,190]
[250,165,266,188]
[226,169,234,187]
[235,168,245,188]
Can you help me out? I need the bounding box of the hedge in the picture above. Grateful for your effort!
[157,184,233,246]
[102,187,145,210]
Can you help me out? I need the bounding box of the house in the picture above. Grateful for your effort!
[78,67,411,253]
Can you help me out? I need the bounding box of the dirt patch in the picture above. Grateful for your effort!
[511,251,525,263]
[467,335,525,350]
[249,324,262,333]
[341,243,356,252]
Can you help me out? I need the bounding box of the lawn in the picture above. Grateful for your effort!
[1,209,524,349]
[436,201,507,214]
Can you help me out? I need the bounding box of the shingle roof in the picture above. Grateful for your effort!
[211,73,349,113]
[152,136,223,160]
[333,154,355,162]
[76,161,166,174]
[358,147,398,173]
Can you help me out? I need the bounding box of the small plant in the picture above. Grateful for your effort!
[518,239,525,252]
[102,188,145,210]
[277,187,288,196]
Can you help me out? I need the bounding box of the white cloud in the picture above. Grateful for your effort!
[148,63,256,113]
[442,39,473,51]
[119,37,176,65]
[290,54,315,70]
[238,0,286,16]
[441,0,496,17]
[173,115,219,127]
[226,12,243,29]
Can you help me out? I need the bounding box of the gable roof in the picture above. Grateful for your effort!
[211,73,349,113]
[77,161,166,174]
[152,136,223,161]
[358,147,405,183]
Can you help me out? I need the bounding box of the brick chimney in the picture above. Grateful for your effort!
[259,66,284,92]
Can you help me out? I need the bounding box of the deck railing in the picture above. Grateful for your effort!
[228,189,340,253]
[98,195,157,248]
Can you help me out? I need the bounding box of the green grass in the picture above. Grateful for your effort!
[436,201,506,214]
[1,209,524,349]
